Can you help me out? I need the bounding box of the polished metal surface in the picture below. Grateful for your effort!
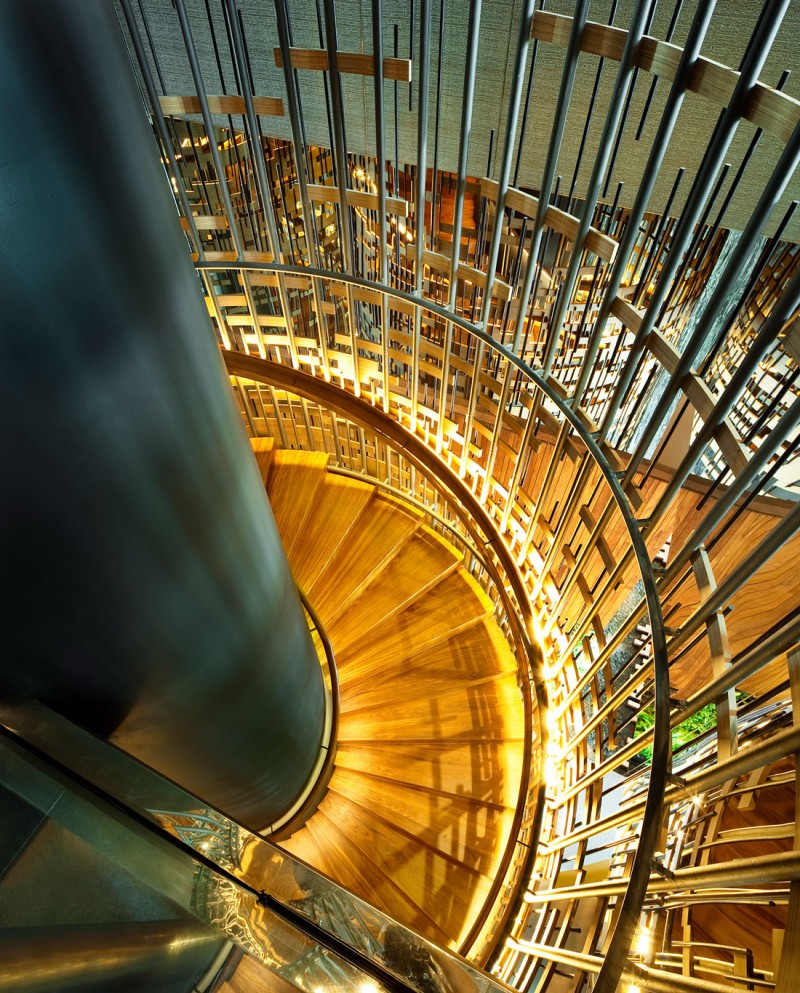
[0,922,220,993]
[0,701,511,993]
[0,0,325,829]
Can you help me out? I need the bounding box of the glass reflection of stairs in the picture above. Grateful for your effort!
[251,440,527,951]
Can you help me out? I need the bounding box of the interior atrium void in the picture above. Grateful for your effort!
[2,1,800,992]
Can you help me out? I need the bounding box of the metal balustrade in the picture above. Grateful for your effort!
[111,1,800,990]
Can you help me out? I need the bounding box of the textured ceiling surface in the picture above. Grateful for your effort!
[124,0,800,238]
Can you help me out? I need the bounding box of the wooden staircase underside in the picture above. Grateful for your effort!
[249,440,528,950]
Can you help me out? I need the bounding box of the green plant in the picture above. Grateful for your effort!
[633,693,749,762]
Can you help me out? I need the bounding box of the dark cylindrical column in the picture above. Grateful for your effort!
[0,1,325,829]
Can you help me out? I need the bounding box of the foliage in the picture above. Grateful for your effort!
[633,693,749,762]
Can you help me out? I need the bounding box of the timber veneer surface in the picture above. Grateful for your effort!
[256,445,527,950]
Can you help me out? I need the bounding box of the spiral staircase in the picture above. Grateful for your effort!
[3,1,800,993]
[255,441,527,951]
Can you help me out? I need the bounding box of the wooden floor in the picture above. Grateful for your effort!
[248,440,527,951]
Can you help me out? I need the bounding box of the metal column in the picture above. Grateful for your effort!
[0,0,326,830]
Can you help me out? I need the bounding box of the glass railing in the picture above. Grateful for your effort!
[0,699,516,993]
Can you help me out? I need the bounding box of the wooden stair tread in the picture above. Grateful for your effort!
[249,436,275,486]
[307,494,421,621]
[339,669,517,716]
[342,620,518,700]
[332,608,484,687]
[325,529,462,649]
[328,767,516,868]
[216,954,300,993]
[266,452,331,565]
[335,741,525,809]
[310,795,492,948]
[334,571,490,679]
[286,805,454,947]
[337,678,526,743]
[283,473,374,591]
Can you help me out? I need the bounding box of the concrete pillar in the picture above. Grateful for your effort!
[0,1,325,829]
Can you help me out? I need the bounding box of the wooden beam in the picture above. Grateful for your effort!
[480,178,617,262]
[531,11,800,145]
[180,215,229,231]
[307,183,409,217]
[403,242,513,300]
[274,48,412,83]
[159,94,284,117]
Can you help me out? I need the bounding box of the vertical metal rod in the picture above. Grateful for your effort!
[322,0,361,394]
[543,0,652,376]
[706,431,800,552]
[480,358,517,504]
[566,0,620,212]
[122,6,235,357]
[174,0,268,359]
[372,0,391,411]
[313,0,337,170]
[513,0,547,187]
[236,378,258,436]
[667,160,731,303]
[600,0,658,201]
[119,1,204,261]
[703,69,791,247]
[393,23,400,201]
[436,0,482,453]
[251,381,271,431]
[174,0,243,257]
[647,258,800,522]
[635,0,684,139]
[217,3,261,253]
[571,0,715,406]
[520,175,561,365]
[531,457,595,598]
[517,409,573,569]
[511,0,590,357]
[599,0,790,436]
[459,0,537,475]
[743,365,800,444]
[601,390,800,681]
[201,272,233,352]
[668,500,800,658]
[560,254,602,377]
[135,0,167,89]
[642,199,796,486]
[321,0,353,274]
[408,0,415,111]
[633,168,685,307]
[274,0,330,378]
[621,117,800,487]
[410,0,432,428]
[499,395,540,532]
[224,0,299,367]
[430,0,446,251]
